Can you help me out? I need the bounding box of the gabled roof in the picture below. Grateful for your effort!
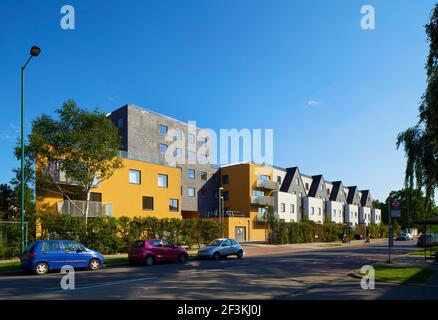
[280,167,299,192]
[360,190,370,206]
[347,186,358,204]
[308,175,323,197]
[330,181,343,201]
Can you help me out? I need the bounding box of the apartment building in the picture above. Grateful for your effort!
[107,104,220,218]
[36,156,182,219]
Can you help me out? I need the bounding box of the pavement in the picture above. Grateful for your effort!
[1,239,437,300]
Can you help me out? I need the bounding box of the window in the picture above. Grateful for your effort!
[42,241,61,252]
[188,133,195,144]
[129,170,141,184]
[327,189,331,195]
[222,175,229,184]
[290,204,295,213]
[150,240,162,247]
[333,210,336,217]
[158,174,168,188]
[277,176,282,184]
[188,187,196,197]
[259,175,270,181]
[199,153,208,163]
[188,169,196,180]
[160,144,168,154]
[188,151,196,162]
[201,171,207,180]
[280,203,286,212]
[159,124,168,135]
[199,137,208,145]
[117,118,123,128]
[63,241,81,252]
[174,148,182,158]
[252,190,264,197]
[299,192,303,198]
[320,184,324,191]
[142,196,154,210]
[222,191,229,201]
[318,208,322,215]
[311,207,315,215]
[174,129,182,140]
[305,183,309,190]
[222,239,231,246]
[169,199,179,211]
[295,178,300,185]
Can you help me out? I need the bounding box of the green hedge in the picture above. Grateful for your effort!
[36,213,223,254]
[269,219,388,245]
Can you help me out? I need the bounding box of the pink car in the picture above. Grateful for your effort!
[128,239,188,266]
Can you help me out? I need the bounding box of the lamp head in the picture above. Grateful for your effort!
[30,46,41,57]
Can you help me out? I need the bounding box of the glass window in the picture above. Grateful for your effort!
[42,241,61,252]
[280,203,286,212]
[222,239,231,246]
[318,208,322,215]
[129,170,141,184]
[188,133,195,144]
[174,129,182,140]
[142,196,154,210]
[222,175,229,184]
[188,169,195,180]
[169,199,179,211]
[259,175,270,181]
[252,190,264,197]
[201,171,207,180]
[199,137,208,145]
[320,184,324,191]
[117,118,123,129]
[223,191,229,200]
[160,143,168,154]
[199,153,208,163]
[277,176,282,184]
[63,241,81,252]
[305,183,309,190]
[159,124,168,135]
[290,204,294,213]
[150,240,162,247]
[188,151,196,162]
[295,178,300,185]
[174,148,182,158]
[311,207,315,215]
[158,174,168,188]
[188,187,196,197]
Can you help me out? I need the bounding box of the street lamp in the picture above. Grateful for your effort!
[218,187,224,237]
[20,46,41,254]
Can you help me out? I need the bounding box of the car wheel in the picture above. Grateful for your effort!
[178,253,188,263]
[34,262,49,275]
[145,255,154,266]
[237,250,243,259]
[89,258,101,270]
[213,252,220,260]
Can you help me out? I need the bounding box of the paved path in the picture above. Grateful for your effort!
[1,240,434,300]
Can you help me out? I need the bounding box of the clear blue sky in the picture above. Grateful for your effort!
[0,0,436,202]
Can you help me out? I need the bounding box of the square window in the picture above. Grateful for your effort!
[201,171,207,180]
[222,191,229,201]
[188,169,195,180]
[142,196,154,210]
[222,175,229,184]
[129,170,141,184]
[159,124,168,136]
[160,144,168,154]
[158,174,168,188]
[188,187,196,197]
[169,199,179,211]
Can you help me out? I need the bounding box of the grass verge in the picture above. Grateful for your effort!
[409,246,438,257]
[360,265,434,284]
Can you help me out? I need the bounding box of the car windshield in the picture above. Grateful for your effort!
[208,239,223,246]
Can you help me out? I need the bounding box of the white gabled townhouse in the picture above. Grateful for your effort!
[325,181,347,224]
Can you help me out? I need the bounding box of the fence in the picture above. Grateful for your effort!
[0,221,28,260]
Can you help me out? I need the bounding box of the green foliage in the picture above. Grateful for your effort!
[397,4,438,208]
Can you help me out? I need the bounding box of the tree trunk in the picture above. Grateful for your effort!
[85,189,91,235]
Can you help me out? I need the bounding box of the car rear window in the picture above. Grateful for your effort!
[133,240,145,248]
[24,241,38,253]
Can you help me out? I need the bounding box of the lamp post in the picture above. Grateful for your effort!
[218,187,224,237]
[20,46,40,254]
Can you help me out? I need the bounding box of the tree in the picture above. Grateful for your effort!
[23,99,123,231]
[397,4,438,210]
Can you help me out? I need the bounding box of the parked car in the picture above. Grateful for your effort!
[21,240,104,275]
[197,238,243,260]
[396,232,414,241]
[128,239,188,266]
[417,233,438,247]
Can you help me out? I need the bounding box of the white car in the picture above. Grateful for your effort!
[396,233,413,241]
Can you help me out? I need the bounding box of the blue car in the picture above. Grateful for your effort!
[21,240,104,275]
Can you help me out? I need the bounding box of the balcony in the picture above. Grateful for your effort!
[256,179,279,190]
[251,196,274,206]
[57,200,112,217]
[200,211,250,218]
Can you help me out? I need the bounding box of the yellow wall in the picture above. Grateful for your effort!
[220,163,274,241]
[36,158,182,219]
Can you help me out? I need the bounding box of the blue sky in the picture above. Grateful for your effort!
[0,0,436,201]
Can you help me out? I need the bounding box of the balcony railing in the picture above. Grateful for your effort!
[57,200,112,217]
[200,211,250,218]
[256,179,279,190]
[251,196,274,206]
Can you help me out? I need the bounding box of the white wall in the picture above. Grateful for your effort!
[303,197,324,223]
[272,168,286,187]
[273,191,298,222]
[344,204,359,227]
[359,207,372,226]
[326,201,344,224]
[371,208,382,224]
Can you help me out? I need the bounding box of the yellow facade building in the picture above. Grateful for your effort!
[36,158,182,219]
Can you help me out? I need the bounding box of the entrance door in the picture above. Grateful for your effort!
[235,227,246,242]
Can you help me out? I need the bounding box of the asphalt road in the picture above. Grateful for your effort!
[0,240,436,300]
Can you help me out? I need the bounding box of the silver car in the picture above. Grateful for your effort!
[197,238,243,260]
